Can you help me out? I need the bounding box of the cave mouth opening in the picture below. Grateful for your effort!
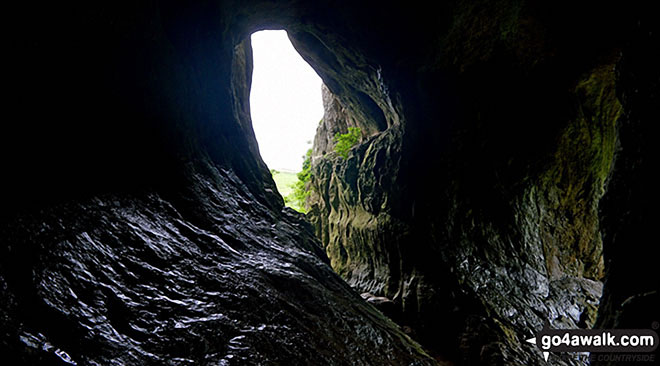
[249,30,323,212]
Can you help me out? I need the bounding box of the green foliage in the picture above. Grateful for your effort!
[286,148,313,213]
[272,170,296,198]
[333,127,361,159]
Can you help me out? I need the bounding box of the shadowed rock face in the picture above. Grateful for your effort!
[298,1,657,364]
[1,2,436,365]
[1,167,433,365]
[592,11,660,366]
[1,1,657,365]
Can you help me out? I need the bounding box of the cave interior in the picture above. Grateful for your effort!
[1,1,658,365]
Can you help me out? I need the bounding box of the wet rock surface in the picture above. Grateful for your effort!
[2,1,657,365]
[307,61,617,366]
[1,2,439,364]
[1,167,435,365]
[302,1,654,364]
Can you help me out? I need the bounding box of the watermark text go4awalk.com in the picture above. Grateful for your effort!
[524,323,658,362]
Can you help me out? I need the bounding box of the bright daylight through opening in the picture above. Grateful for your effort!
[249,30,323,212]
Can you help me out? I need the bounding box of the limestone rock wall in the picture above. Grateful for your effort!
[0,2,439,365]
[2,1,655,365]
[302,1,645,364]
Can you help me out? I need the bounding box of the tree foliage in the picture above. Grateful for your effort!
[333,127,361,159]
[286,148,312,213]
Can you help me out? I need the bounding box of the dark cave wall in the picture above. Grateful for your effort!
[299,0,655,364]
[1,0,657,365]
[3,1,282,212]
[1,1,440,365]
[594,13,660,365]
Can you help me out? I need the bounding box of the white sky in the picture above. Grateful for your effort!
[249,30,324,172]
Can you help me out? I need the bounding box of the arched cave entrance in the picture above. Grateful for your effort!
[248,29,323,212]
[2,2,658,365]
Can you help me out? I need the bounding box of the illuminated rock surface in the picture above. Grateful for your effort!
[2,1,657,365]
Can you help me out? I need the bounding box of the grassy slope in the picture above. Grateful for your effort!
[272,171,299,207]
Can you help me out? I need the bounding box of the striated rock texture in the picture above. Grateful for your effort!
[1,1,438,365]
[312,84,374,159]
[302,1,656,364]
[2,1,657,365]
[1,166,433,365]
